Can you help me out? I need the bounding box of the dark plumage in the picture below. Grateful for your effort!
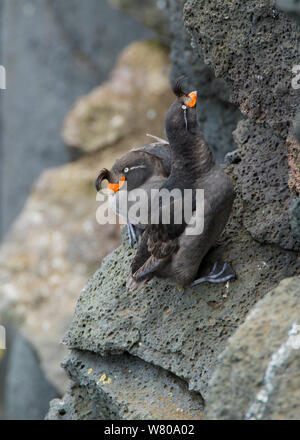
[95,137,171,245]
[127,81,236,290]
[172,75,187,98]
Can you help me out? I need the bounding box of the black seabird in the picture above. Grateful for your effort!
[95,137,171,246]
[127,78,236,290]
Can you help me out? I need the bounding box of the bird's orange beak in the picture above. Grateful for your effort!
[187,91,197,108]
[108,176,126,193]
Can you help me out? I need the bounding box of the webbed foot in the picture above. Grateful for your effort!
[127,222,137,247]
[127,223,144,247]
[191,261,236,286]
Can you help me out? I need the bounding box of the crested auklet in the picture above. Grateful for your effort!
[95,137,171,246]
[127,78,236,290]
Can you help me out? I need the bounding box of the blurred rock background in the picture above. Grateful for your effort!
[0,0,151,240]
[0,0,299,421]
[0,0,156,420]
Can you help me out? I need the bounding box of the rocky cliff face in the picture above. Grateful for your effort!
[185,0,300,252]
[46,0,300,420]
[205,276,300,420]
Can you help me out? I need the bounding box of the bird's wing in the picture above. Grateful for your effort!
[131,198,187,282]
[130,229,151,276]
[132,139,171,175]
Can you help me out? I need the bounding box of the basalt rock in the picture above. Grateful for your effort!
[233,120,300,250]
[46,350,204,420]
[276,0,300,203]
[184,0,299,129]
[185,0,300,251]
[290,198,300,242]
[205,276,300,420]
[63,213,299,401]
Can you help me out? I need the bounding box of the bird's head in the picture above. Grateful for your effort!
[165,76,198,144]
[95,150,168,193]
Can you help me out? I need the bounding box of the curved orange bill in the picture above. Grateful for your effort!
[108,176,126,193]
[188,91,197,108]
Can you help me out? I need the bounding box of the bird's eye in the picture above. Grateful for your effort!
[182,105,187,110]
[123,167,129,173]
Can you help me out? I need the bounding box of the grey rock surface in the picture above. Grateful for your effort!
[46,383,103,421]
[205,276,300,420]
[169,0,230,101]
[47,350,204,420]
[233,120,299,250]
[290,198,300,241]
[224,149,241,166]
[0,0,151,240]
[276,0,300,151]
[184,0,299,129]
[184,0,300,252]
[63,220,299,400]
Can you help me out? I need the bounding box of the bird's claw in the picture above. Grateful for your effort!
[191,261,236,286]
[127,222,137,248]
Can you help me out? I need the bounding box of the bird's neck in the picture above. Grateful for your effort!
[170,133,215,183]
